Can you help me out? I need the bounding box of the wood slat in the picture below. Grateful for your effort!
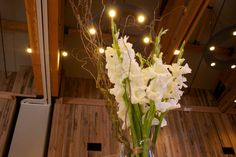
[0,99,16,157]
[48,101,119,157]
[48,100,236,157]
[1,19,27,32]
[0,68,36,98]
[11,66,36,95]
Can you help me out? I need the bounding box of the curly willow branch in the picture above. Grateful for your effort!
[69,0,132,152]
[68,0,187,153]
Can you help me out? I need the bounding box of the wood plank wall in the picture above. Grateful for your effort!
[48,101,236,157]
[0,99,16,157]
[0,67,36,98]
[47,77,236,157]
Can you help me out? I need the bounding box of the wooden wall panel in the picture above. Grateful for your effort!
[0,99,16,157]
[48,99,236,157]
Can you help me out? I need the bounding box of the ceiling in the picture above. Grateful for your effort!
[0,0,236,92]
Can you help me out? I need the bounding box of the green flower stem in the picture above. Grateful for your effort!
[142,101,155,157]
[133,105,142,141]
[123,79,141,157]
[177,40,186,61]
[111,19,121,59]
[151,112,166,145]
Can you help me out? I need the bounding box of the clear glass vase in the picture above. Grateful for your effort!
[119,141,155,157]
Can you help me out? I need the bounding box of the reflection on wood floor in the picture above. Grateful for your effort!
[0,66,36,96]
[46,77,236,157]
[0,99,16,157]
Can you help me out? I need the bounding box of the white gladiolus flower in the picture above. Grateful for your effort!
[105,32,191,130]
[161,118,167,127]
[105,47,123,84]
[155,99,180,112]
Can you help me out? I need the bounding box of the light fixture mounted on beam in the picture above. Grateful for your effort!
[62,51,68,57]
[26,47,32,54]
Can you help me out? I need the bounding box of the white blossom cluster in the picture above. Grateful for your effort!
[105,34,191,129]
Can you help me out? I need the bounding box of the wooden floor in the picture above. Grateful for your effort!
[0,66,36,97]
[0,98,16,157]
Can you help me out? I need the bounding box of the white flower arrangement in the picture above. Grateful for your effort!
[105,22,191,157]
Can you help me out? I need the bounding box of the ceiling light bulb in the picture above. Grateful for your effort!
[174,49,180,55]
[99,48,105,54]
[210,62,216,67]
[143,36,150,44]
[26,47,32,53]
[233,31,236,36]
[62,51,68,57]
[209,46,215,51]
[89,27,96,35]
[137,15,145,23]
[108,9,116,18]
[231,64,236,69]
[234,99,236,103]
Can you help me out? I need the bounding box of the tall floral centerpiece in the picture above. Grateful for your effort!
[69,1,191,156]
[104,20,191,157]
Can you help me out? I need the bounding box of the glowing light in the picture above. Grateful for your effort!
[108,9,116,18]
[143,36,150,44]
[210,62,216,67]
[209,46,215,51]
[26,47,32,53]
[89,27,96,35]
[174,49,180,55]
[234,99,236,103]
[233,31,236,36]
[137,15,145,23]
[231,64,236,69]
[62,51,68,57]
[99,48,105,54]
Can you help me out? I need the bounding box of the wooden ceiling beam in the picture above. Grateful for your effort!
[156,0,209,63]
[1,19,27,32]
[24,0,43,95]
[48,0,64,96]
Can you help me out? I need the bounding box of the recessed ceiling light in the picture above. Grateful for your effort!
[174,49,180,55]
[233,31,236,36]
[89,27,96,35]
[210,62,216,67]
[99,48,105,54]
[137,14,145,23]
[108,9,116,18]
[26,47,32,54]
[209,46,215,51]
[62,51,68,57]
[231,64,236,69]
[143,36,150,44]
